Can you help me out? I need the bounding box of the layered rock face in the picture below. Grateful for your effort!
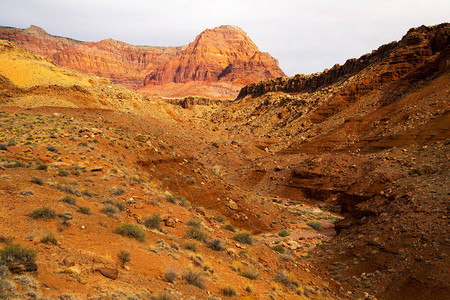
[144,25,285,86]
[0,25,184,89]
[237,23,449,99]
[0,25,285,96]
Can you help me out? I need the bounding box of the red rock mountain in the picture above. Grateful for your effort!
[0,25,285,97]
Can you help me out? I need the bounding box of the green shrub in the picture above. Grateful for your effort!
[117,250,131,268]
[114,223,145,242]
[307,221,322,231]
[213,215,225,223]
[185,227,208,242]
[224,224,236,232]
[183,241,198,252]
[271,244,286,254]
[35,164,48,171]
[60,196,77,206]
[77,206,91,215]
[233,231,254,245]
[241,267,259,280]
[278,229,290,237]
[41,232,57,245]
[144,213,162,229]
[0,243,36,264]
[30,207,55,220]
[30,177,44,185]
[182,268,205,289]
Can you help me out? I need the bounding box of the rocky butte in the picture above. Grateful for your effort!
[0,25,285,98]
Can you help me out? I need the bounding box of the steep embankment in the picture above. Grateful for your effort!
[205,23,450,299]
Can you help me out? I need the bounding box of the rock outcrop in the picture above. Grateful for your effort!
[144,25,285,86]
[237,23,449,99]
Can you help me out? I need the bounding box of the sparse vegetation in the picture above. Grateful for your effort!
[0,243,36,265]
[185,227,208,242]
[274,270,298,289]
[208,238,225,251]
[40,232,57,245]
[224,223,236,232]
[30,176,44,185]
[117,250,131,268]
[307,221,322,230]
[221,286,237,296]
[183,241,198,252]
[114,223,146,242]
[60,196,77,205]
[271,244,286,254]
[213,215,225,223]
[144,213,162,229]
[150,293,174,300]
[30,207,55,220]
[101,204,119,217]
[164,266,178,283]
[241,267,260,280]
[110,187,125,196]
[233,231,254,245]
[77,206,91,215]
[186,218,202,228]
[182,268,205,289]
[278,229,290,237]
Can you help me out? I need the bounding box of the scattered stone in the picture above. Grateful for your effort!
[96,267,118,280]
[227,200,239,210]
[164,217,176,228]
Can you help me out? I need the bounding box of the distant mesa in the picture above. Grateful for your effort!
[0,25,285,99]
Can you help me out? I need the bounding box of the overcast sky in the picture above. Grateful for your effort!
[1,0,449,76]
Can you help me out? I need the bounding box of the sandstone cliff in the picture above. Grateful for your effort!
[0,25,285,97]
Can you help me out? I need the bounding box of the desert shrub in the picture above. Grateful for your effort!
[144,213,162,229]
[221,286,237,296]
[110,187,125,196]
[47,145,57,152]
[77,206,91,215]
[57,169,69,177]
[41,232,57,245]
[164,266,178,283]
[329,216,342,224]
[101,204,119,217]
[186,219,201,228]
[241,267,259,280]
[185,227,208,242]
[30,177,44,185]
[271,244,286,254]
[114,223,145,242]
[117,250,131,268]
[60,196,77,206]
[0,144,7,151]
[30,207,55,220]
[183,241,198,252]
[19,190,33,196]
[307,221,322,230]
[233,231,254,245]
[224,223,236,232]
[182,268,205,289]
[0,243,36,264]
[35,164,48,171]
[150,293,174,300]
[56,184,81,196]
[208,238,225,251]
[213,215,225,223]
[274,270,298,289]
[278,229,290,237]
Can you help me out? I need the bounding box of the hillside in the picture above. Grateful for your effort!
[0,25,285,98]
[0,22,448,300]
[202,23,449,299]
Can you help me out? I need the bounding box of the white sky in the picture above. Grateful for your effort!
[1,0,449,76]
